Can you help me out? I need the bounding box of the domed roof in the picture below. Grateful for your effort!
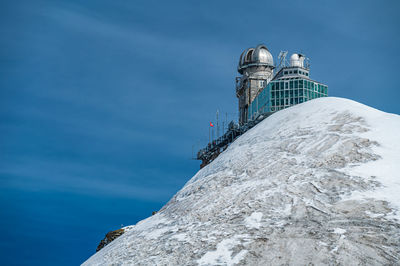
[238,44,274,74]
[290,53,305,67]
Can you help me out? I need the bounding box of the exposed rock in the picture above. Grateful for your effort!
[96,229,125,252]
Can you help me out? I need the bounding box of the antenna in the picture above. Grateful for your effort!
[305,57,311,69]
[278,51,288,70]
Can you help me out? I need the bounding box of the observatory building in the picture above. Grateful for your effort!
[236,45,275,125]
[197,44,328,167]
[236,44,328,125]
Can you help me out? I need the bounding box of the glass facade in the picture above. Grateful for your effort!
[248,78,328,121]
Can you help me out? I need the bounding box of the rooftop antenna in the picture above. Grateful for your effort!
[277,51,288,70]
[305,57,311,69]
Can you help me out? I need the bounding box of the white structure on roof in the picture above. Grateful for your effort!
[290,53,305,67]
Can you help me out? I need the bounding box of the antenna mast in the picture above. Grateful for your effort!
[277,51,288,71]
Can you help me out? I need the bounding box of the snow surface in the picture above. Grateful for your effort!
[197,236,248,266]
[83,97,400,265]
[244,212,263,229]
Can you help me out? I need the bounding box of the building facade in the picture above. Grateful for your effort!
[236,44,275,125]
[236,45,328,124]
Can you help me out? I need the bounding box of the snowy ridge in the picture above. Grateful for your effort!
[83,97,400,265]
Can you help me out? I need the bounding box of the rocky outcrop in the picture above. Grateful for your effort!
[96,229,125,252]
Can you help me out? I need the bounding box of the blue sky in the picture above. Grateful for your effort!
[1,0,399,265]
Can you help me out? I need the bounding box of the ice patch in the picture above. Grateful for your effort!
[365,210,384,218]
[197,237,247,266]
[143,227,172,240]
[333,228,346,234]
[171,233,188,241]
[245,212,263,229]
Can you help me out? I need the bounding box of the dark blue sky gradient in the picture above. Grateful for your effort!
[1,0,399,265]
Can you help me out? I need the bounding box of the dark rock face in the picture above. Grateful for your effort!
[96,229,125,252]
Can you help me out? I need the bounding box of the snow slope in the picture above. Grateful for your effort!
[83,97,400,265]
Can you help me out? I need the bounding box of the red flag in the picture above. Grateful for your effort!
[210,122,214,127]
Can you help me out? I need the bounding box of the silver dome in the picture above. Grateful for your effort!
[290,53,305,67]
[238,44,274,73]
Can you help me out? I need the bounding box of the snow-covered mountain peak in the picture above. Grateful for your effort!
[84,97,400,265]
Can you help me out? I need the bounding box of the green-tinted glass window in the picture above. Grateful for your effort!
[280,90,284,97]
[280,99,284,105]
[299,80,303,88]
[280,82,284,89]
[290,98,294,104]
[299,98,304,103]
[294,90,298,96]
[285,90,289,97]
[285,82,288,89]
[295,98,298,104]
[294,80,298,88]
[290,89,294,97]
[299,89,303,96]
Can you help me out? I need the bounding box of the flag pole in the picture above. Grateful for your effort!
[216,109,219,139]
